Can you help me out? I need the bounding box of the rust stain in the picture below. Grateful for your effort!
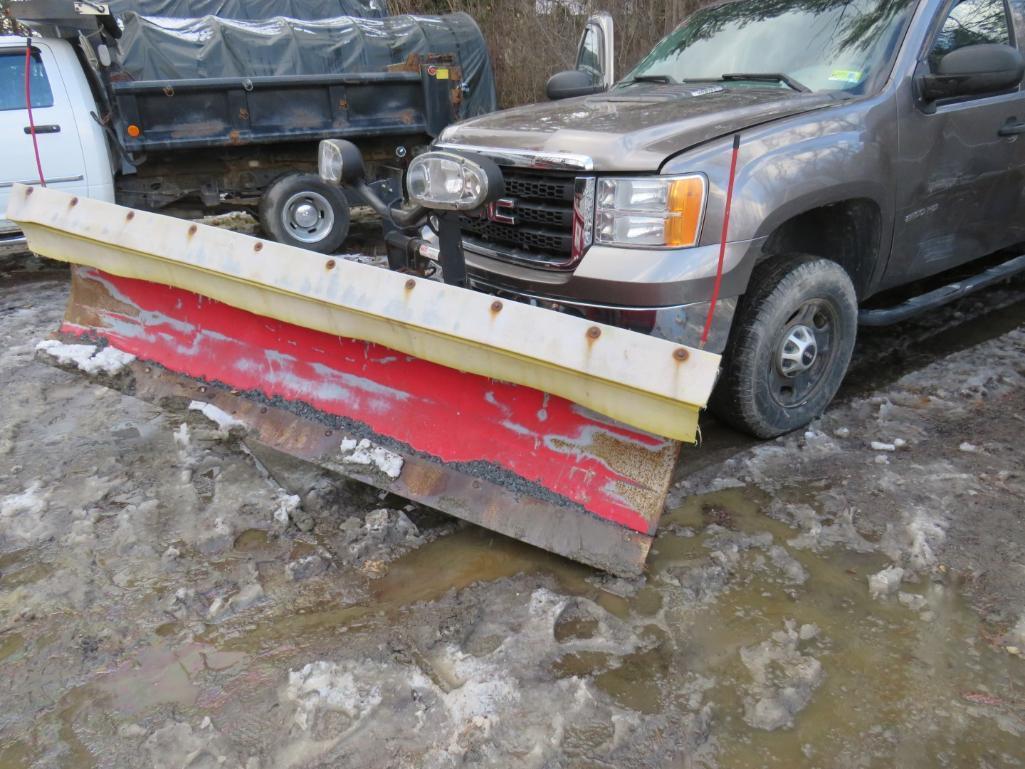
[387,53,422,74]
[125,211,134,221]
[254,242,263,252]
[404,279,416,291]
[326,259,336,270]
[187,224,198,237]
[673,348,689,362]
[228,129,242,145]
[238,107,249,121]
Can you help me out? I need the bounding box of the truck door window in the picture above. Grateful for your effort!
[928,0,1013,70]
[0,50,55,112]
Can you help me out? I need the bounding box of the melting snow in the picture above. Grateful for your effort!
[36,340,135,375]
[188,401,246,433]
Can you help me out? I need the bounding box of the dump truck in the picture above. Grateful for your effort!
[12,0,1025,576]
[0,0,495,255]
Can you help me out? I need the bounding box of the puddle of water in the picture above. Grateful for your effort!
[0,632,26,663]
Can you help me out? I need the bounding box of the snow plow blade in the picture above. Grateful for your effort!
[7,184,720,576]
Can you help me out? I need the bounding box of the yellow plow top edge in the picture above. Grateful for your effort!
[7,185,721,442]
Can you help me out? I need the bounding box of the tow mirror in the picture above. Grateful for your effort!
[547,12,615,100]
[919,43,1025,102]
[546,69,604,100]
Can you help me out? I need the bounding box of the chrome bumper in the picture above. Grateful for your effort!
[0,232,28,258]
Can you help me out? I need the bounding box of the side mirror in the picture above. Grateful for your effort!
[919,43,1025,102]
[546,69,605,100]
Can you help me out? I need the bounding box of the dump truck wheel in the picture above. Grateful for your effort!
[260,174,350,254]
[710,254,857,439]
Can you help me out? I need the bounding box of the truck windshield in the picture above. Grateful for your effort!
[620,0,918,95]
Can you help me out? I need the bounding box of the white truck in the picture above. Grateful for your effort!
[0,36,114,256]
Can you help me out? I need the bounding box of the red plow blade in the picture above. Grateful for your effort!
[60,266,679,575]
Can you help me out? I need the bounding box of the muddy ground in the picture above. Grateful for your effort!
[2,252,1025,769]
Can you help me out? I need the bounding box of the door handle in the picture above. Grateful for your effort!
[24,124,61,134]
[998,120,1025,137]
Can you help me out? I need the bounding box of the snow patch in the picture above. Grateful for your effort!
[286,660,384,731]
[36,339,135,375]
[868,565,905,600]
[339,438,403,479]
[188,401,246,434]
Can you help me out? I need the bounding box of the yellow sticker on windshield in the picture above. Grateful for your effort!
[829,69,865,84]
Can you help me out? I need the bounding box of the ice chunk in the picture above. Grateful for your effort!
[339,438,403,479]
[870,441,896,452]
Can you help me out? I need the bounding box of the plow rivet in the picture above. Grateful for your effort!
[144,366,151,373]
[126,211,135,221]
[24,187,32,196]
[260,407,267,414]
[326,259,336,270]
[490,300,503,313]
[472,480,481,490]
[586,326,601,340]
[324,429,333,437]
[254,242,263,252]
[673,348,690,362]
[69,197,79,207]
[405,278,416,290]
[199,386,206,393]
[188,224,198,236]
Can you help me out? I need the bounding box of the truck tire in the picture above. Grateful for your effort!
[709,254,857,439]
[259,174,350,254]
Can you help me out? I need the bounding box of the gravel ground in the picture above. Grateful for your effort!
[2,263,1025,769]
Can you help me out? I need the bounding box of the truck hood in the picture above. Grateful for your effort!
[439,85,838,172]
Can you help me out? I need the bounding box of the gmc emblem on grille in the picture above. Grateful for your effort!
[485,198,518,226]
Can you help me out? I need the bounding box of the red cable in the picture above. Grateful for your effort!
[25,39,46,187]
[700,133,741,348]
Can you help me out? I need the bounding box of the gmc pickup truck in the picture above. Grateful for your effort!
[325,0,1025,438]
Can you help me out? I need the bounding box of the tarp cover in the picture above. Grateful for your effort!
[106,0,386,19]
[115,12,497,117]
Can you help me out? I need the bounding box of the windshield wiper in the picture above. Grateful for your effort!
[719,73,811,93]
[620,74,679,86]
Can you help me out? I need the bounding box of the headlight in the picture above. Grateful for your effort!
[318,139,365,185]
[595,175,706,248]
[406,152,498,211]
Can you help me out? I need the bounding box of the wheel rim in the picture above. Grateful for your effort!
[768,299,839,409]
[281,190,335,244]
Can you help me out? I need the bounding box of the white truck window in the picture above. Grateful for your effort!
[0,50,55,111]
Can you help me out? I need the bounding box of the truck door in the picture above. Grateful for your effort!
[888,0,1025,287]
[0,42,88,233]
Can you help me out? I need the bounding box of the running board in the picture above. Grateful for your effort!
[859,254,1025,327]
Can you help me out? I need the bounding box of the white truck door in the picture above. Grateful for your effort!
[0,40,89,234]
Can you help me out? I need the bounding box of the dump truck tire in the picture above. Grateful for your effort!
[260,173,350,254]
[710,254,857,439]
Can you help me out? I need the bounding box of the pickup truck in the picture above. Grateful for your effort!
[1,2,494,256]
[331,0,1025,438]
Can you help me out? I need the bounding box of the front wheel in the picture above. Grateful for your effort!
[259,173,351,254]
[710,254,858,439]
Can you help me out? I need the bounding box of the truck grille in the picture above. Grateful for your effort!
[459,169,577,269]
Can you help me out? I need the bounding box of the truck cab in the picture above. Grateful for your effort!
[409,0,1025,438]
[0,36,114,255]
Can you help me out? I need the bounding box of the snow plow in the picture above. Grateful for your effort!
[7,178,720,576]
